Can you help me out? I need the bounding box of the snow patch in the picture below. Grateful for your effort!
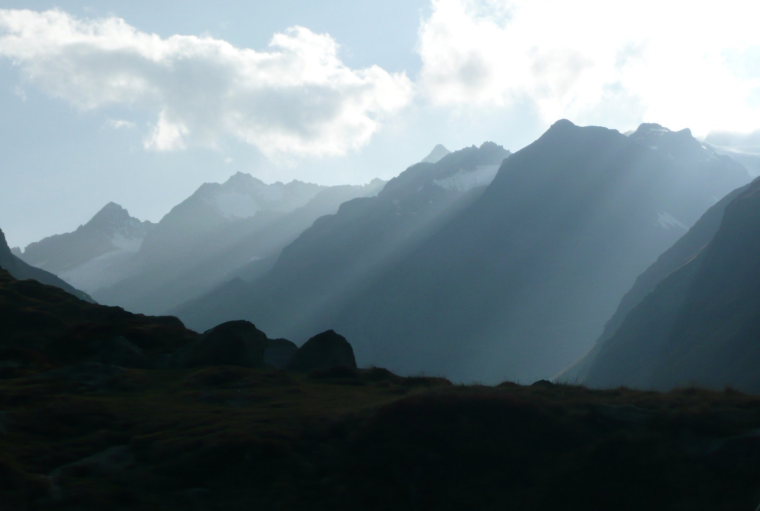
[656,212,687,231]
[434,164,500,192]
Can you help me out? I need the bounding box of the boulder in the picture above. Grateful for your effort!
[263,338,298,369]
[183,320,269,368]
[288,330,356,372]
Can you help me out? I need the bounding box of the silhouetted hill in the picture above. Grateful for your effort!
[0,267,192,371]
[575,176,760,391]
[0,228,91,302]
[179,121,750,383]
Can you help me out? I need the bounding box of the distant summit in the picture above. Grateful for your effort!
[21,202,153,280]
[88,201,133,226]
[90,174,384,315]
[421,144,450,164]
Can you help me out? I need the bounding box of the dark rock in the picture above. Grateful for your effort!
[288,330,356,372]
[263,338,297,369]
[183,320,270,368]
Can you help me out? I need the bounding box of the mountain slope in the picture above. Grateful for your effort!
[561,181,750,382]
[20,202,153,292]
[176,142,511,335]
[182,121,750,384]
[0,228,91,301]
[576,176,760,391]
[93,174,383,314]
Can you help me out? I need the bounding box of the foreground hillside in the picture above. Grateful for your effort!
[1,268,760,510]
[2,366,760,510]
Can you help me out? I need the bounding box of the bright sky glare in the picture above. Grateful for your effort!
[1,0,759,246]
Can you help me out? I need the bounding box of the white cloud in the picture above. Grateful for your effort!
[418,0,760,135]
[107,118,136,130]
[0,9,413,157]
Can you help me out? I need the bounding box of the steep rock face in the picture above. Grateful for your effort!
[0,228,92,302]
[181,121,750,384]
[577,176,760,391]
[288,330,357,372]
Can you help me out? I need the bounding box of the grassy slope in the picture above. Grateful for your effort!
[1,366,759,510]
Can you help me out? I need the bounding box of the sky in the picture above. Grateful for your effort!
[2,0,760,247]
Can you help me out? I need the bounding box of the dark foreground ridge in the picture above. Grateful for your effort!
[2,366,759,510]
[1,269,760,510]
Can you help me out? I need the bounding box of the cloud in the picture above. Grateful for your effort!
[0,9,413,157]
[418,0,760,134]
[107,118,136,130]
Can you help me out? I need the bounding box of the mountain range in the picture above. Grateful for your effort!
[176,120,751,383]
[13,120,758,386]
[17,173,384,315]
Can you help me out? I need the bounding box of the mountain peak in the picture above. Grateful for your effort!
[88,202,131,226]
[629,123,705,156]
[631,123,670,137]
[422,144,451,164]
[225,171,265,187]
[549,119,577,131]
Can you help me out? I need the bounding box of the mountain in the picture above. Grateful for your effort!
[91,173,384,314]
[180,121,750,384]
[19,202,154,292]
[571,175,760,391]
[560,181,750,383]
[0,227,91,301]
[421,143,451,163]
[704,130,760,176]
[176,141,511,335]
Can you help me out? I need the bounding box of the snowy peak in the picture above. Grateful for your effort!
[382,141,509,201]
[20,202,154,276]
[629,122,704,155]
[422,144,451,164]
[196,172,325,219]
